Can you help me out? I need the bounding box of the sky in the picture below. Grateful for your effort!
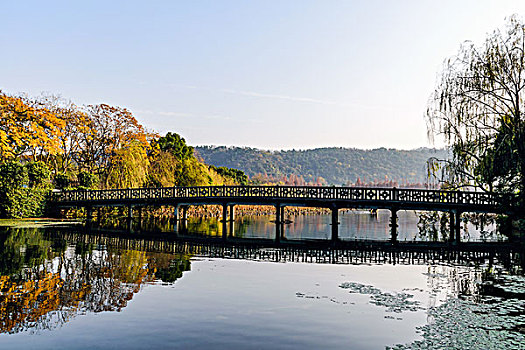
[2,0,525,150]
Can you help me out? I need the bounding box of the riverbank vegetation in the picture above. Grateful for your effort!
[0,92,246,218]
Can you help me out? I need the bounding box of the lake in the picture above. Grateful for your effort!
[0,211,523,349]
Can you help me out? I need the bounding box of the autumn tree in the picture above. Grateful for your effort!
[77,104,150,187]
[427,16,525,209]
[33,94,92,174]
[0,91,65,160]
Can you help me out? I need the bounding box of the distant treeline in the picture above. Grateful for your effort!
[195,146,448,186]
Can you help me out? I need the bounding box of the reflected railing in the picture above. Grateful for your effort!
[45,228,524,270]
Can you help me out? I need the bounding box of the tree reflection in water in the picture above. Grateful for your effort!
[0,227,191,334]
[0,224,523,346]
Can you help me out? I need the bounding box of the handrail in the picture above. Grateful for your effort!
[51,185,505,207]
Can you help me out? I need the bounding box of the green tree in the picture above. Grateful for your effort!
[210,165,248,185]
[156,132,193,161]
[151,132,211,186]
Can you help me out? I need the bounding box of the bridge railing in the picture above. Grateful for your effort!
[51,185,503,207]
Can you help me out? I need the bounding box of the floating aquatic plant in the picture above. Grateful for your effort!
[387,297,525,350]
[339,282,423,313]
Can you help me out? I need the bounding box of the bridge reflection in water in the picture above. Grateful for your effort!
[47,228,524,271]
[0,226,523,337]
[52,186,508,243]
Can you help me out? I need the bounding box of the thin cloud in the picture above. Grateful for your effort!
[167,83,339,105]
[166,83,404,110]
[133,109,191,117]
[219,88,339,105]
[204,114,232,121]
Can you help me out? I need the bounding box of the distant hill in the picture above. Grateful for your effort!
[194,146,448,186]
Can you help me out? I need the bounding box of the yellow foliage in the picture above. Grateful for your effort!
[0,91,66,160]
[105,141,150,188]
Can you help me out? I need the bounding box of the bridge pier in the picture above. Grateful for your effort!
[97,207,102,226]
[173,206,179,233]
[126,205,133,232]
[181,206,188,222]
[449,212,455,242]
[454,211,462,243]
[222,204,228,239]
[229,205,235,222]
[229,205,235,237]
[281,206,286,240]
[331,207,339,242]
[86,205,93,230]
[137,206,142,232]
[275,204,281,243]
[390,208,398,243]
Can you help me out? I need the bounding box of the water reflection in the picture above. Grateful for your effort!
[0,227,191,334]
[92,210,502,242]
[0,224,523,349]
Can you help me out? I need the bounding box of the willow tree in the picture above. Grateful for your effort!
[427,16,525,209]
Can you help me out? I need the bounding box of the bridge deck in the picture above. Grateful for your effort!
[52,185,505,213]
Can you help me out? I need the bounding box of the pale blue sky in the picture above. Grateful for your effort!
[2,1,525,149]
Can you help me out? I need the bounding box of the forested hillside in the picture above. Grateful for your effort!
[195,146,448,186]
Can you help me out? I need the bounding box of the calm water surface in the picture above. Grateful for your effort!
[117,210,499,242]
[0,213,522,349]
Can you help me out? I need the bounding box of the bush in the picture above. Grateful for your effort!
[0,161,51,218]
[54,172,70,190]
[26,161,51,188]
[0,161,28,189]
[78,171,98,189]
[1,188,49,218]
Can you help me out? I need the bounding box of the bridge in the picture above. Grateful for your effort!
[51,185,507,243]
